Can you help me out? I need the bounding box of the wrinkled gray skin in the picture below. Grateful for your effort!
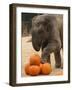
[31,14,63,68]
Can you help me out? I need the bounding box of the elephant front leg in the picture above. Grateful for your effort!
[47,55,50,63]
[54,51,61,68]
[41,55,50,64]
[41,42,61,65]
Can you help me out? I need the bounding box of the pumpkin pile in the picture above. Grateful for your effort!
[24,54,52,76]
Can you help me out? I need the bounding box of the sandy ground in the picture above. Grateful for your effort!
[21,36,63,77]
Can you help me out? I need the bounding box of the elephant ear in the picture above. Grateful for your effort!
[45,15,55,32]
[46,15,62,50]
[32,16,37,26]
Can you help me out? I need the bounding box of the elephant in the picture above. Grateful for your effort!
[31,14,63,68]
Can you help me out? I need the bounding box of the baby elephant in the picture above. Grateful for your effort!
[31,14,63,68]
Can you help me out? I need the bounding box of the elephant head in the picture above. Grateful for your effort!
[31,15,52,51]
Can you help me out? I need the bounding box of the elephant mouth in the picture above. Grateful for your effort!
[32,42,41,51]
[35,45,40,51]
[32,37,41,51]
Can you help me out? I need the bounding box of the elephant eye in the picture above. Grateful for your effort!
[38,30,44,34]
[36,22,40,27]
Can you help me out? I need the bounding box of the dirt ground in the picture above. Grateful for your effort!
[21,36,63,77]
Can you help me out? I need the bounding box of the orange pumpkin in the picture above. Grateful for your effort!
[41,63,52,75]
[28,65,40,76]
[30,54,41,65]
[25,63,30,75]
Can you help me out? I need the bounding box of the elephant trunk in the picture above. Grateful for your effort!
[32,31,41,51]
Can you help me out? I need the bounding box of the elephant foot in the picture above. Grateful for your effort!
[41,55,51,64]
[54,51,62,68]
[41,60,47,64]
[55,64,61,68]
[55,63,63,69]
[41,60,51,64]
[61,63,63,69]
